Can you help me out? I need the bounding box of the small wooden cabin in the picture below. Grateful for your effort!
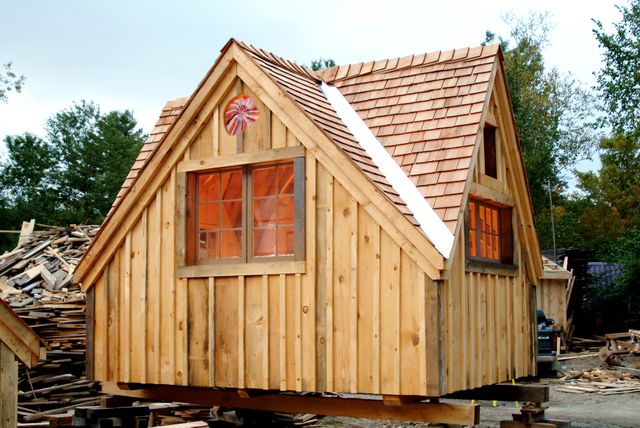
[0,298,46,426]
[538,256,573,332]
[75,39,543,419]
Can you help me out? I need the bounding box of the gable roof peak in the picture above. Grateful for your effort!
[229,38,321,82]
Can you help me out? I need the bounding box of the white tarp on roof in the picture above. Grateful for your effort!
[321,82,454,258]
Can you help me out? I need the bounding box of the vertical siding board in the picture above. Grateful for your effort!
[399,251,419,395]
[271,114,286,149]
[176,278,189,385]
[459,240,468,391]
[209,277,216,387]
[357,207,375,393]
[120,233,132,382]
[188,279,209,386]
[480,273,489,386]
[147,192,162,385]
[212,107,220,156]
[332,180,352,393]
[379,230,400,394]
[268,275,280,389]
[261,275,269,389]
[279,274,287,390]
[129,210,147,383]
[302,155,316,391]
[286,275,296,391]
[371,222,382,394]
[238,276,246,388]
[92,274,106,381]
[189,116,213,159]
[325,175,334,392]
[348,197,358,393]
[106,255,120,382]
[214,277,239,387]
[160,171,176,384]
[294,273,303,391]
[244,275,264,389]
[417,271,427,395]
[425,276,440,395]
[315,163,328,392]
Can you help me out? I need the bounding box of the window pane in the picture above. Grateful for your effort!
[221,200,242,228]
[492,208,499,234]
[254,227,276,257]
[469,202,476,230]
[199,231,219,261]
[199,203,219,229]
[254,197,277,226]
[253,166,276,197]
[221,170,243,200]
[277,163,294,195]
[469,228,477,257]
[199,173,220,202]
[277,226,295,256]
[220,230,242,259]
[277,195,295,225]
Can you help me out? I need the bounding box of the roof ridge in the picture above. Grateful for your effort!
[319,43,500,83]
[233,39,321,82]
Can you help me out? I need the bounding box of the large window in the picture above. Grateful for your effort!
[187,158,304,264]
[467,198,513,265]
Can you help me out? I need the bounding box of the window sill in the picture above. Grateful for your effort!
[466,260,518,277]
[177,260,306,278]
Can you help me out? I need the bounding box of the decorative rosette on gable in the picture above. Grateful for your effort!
[224,94,259,136]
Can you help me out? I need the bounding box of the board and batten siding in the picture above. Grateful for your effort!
[87,67,537,398]
[88,76,443,397]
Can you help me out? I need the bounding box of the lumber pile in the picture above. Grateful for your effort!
[605,330,640,354]
[0,223,106,423]
[558,368,640,395]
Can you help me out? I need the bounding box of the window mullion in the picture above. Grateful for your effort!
[244,165,250,263]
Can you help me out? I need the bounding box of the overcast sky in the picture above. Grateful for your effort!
[0,0,624,178]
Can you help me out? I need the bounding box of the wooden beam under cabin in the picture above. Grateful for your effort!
[102,382,480,426]
[443,383,549,403]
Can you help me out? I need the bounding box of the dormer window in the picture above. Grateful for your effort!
[483,125,497,179]
[467,197,513,265]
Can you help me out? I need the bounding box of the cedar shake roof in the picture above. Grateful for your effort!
[235,41,416,225]
[318,45,499,232]
[106,40,500,240]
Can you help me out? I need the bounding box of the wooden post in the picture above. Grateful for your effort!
[0,342,18,428]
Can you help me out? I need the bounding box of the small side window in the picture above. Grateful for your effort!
[467,198,513,265]
[484,126,497,179]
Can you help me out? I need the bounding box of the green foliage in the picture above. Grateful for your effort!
[0,101,146,236]
[0,62,25,102]
[487,12,597,245]
[577,134,640,228]
[593,2,640,138]
[310,58,336,71]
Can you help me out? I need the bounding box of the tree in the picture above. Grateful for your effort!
[45,101,146,224]
[0,101,146,233]
[0,62,25,102]
[593,1,640,138]
[485,13,597,248]
[310,58,336,71]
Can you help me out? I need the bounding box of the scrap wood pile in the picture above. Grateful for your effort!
[0,223,106,422]
[558,368,640,395]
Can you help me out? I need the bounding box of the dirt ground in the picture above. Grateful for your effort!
[320,354,640,428]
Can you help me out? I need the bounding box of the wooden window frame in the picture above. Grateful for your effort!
[466,197,514,267]
[183,154,305,269]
